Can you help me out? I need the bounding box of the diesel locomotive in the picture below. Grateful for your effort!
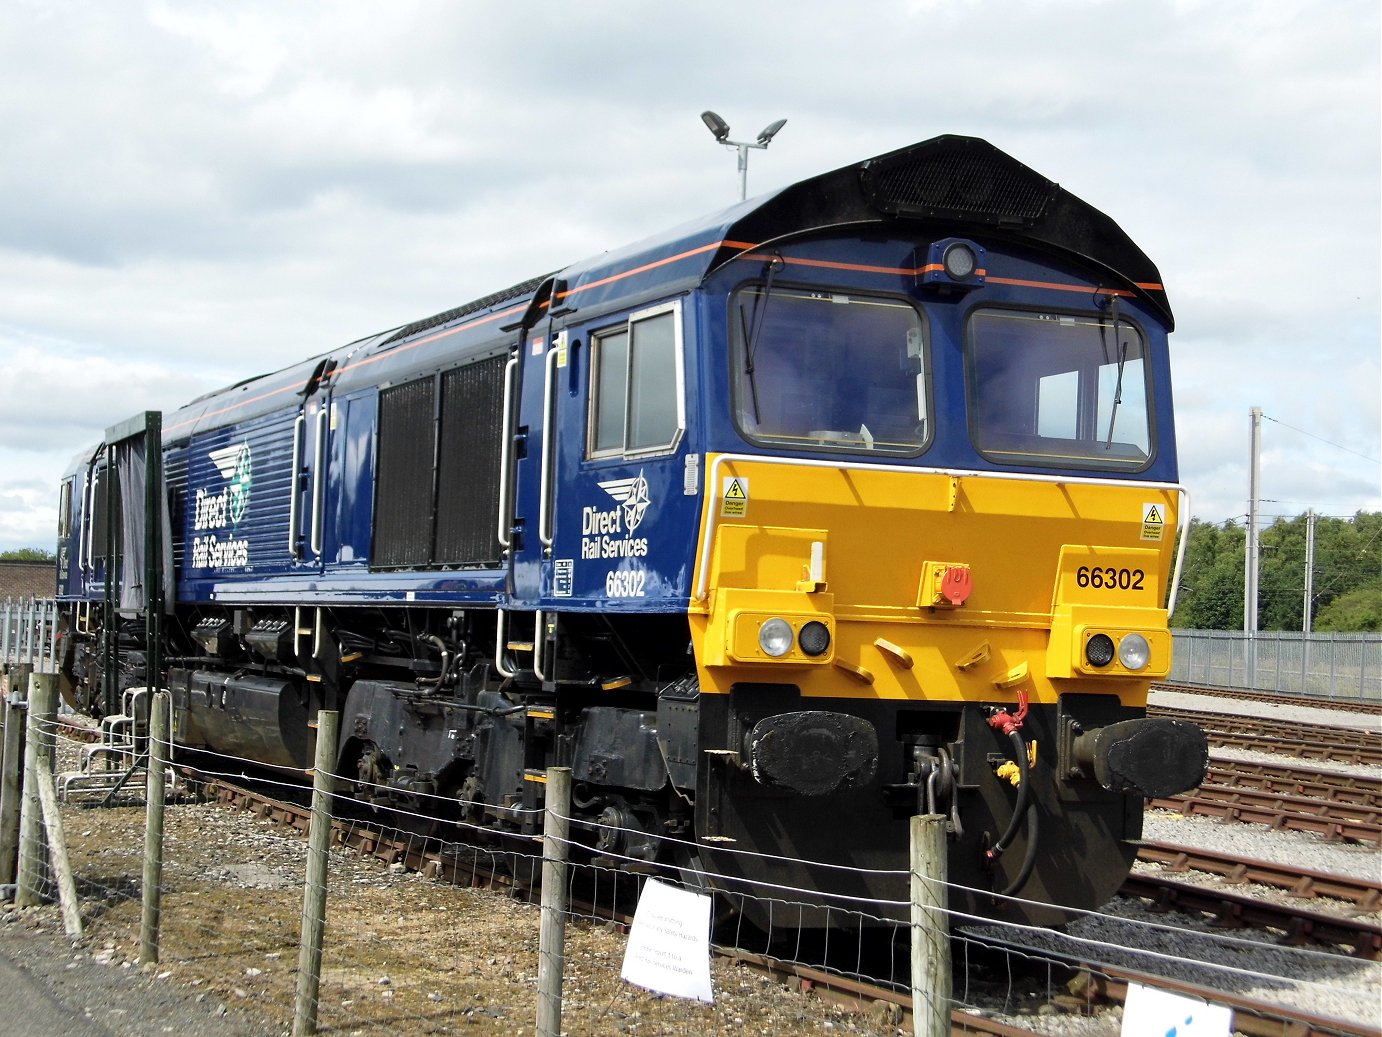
[54,135,1208,927]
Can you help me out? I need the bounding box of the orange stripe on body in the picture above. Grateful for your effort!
[168,239,1164,435]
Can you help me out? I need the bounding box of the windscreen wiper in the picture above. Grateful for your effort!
[740,253,784,424]
[1101,293,1128,448]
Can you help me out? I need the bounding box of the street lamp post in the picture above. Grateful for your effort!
[700,110,787,201]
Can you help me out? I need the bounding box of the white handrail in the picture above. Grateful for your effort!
[533,610,546,682]
[288,413,305,557]
[538,347,560,552]
[494,608,514,679]
[310,407,328,558]
[81,468,96,572]
[496,355,518,552]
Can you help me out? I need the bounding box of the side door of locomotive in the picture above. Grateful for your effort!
[287,364,333,574]
[540,298,696,611]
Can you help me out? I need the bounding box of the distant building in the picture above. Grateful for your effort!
[0,560,56,600]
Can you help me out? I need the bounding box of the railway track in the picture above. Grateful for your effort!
[966,933,1380,1037]
[1120,872,1381,958]
[1151,706,1382,766]
[1135,840,1381,911]
[1153,783,1382,845]
[1205,757,1382,807]
[1153,681,1382,717]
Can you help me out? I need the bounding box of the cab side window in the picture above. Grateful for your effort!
[588,302,683,458]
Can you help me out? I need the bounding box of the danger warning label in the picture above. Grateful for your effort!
[1140,503,1166,541]
[720,477,748,518]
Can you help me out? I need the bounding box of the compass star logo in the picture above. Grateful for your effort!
[597,470,651,533]
[208,441,253,526]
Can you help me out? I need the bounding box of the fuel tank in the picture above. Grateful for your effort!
[176,670,311,769]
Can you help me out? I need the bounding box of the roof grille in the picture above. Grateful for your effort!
[379,273,553,348]
[860,139,1057,226]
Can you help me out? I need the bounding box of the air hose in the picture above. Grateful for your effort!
[998,798,1040,897]
[987,728,1031,858]
[984,689,1041,895]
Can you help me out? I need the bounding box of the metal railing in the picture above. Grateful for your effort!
[1170,628,1382,704]
[1,597,59,674]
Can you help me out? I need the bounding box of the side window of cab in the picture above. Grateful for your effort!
[587,301,684,458]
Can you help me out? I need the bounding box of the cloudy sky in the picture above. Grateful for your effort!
[1,0,1378,552]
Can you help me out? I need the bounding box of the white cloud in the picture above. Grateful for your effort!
[0,0,1377,551]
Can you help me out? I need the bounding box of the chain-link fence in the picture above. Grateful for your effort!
[1170,629,1382,703]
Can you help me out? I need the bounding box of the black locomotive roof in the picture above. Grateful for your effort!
[714,134,1173,328]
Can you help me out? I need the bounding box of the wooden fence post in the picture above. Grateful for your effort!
[35,761,83,935]
[15,672,56,908]
[0,694,27,887]
[536,766,572,1037]
[910,813,951,1037]
[293,710,339,1037]
[140,690,170,963]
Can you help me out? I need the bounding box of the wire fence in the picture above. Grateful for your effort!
[1170,629,1382,703]
[4,693,1377,1036]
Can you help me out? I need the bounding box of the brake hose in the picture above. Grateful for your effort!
[987,728,1031,859]
[984,690,1041,895]
[998,797,1039,897]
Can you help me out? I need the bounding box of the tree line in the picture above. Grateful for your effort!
[1170,511,1380,633]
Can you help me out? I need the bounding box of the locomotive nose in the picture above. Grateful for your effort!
[1071,717,1208,799]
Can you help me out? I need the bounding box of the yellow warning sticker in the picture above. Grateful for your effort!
[721,476,748,518]
[1140,502,1165,541]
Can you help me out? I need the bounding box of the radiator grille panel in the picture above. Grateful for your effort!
[374,378,437,568]
[435,357,504,565]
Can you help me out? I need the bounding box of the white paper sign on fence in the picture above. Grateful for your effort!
[619,878,714,1003]
[1121,982,1232,1037]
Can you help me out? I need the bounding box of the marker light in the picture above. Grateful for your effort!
[1085,633,1115,668]
[1118,633,1151,671]
[918,238,986,291]
[943,242,978,280]
[758,618,794,658]
[798,620,831,657]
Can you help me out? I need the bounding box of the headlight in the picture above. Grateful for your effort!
[1085,633,1115,668]
[758,618,794,658]
[942,241,977,279]
[798,620,831,657]
[1118,633,1151,671]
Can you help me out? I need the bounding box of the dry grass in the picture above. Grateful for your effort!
[57,797,886,1036]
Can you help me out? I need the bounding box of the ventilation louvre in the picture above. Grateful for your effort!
[861,139,1058,226]
[374,378,437,568]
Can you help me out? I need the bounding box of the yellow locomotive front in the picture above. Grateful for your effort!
[684,231,1207,925]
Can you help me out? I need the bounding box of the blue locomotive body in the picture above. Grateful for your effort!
[55,136,1206,927]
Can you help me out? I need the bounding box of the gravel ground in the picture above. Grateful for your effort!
[3,797,896,1037]
[1141,810,1381,883]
